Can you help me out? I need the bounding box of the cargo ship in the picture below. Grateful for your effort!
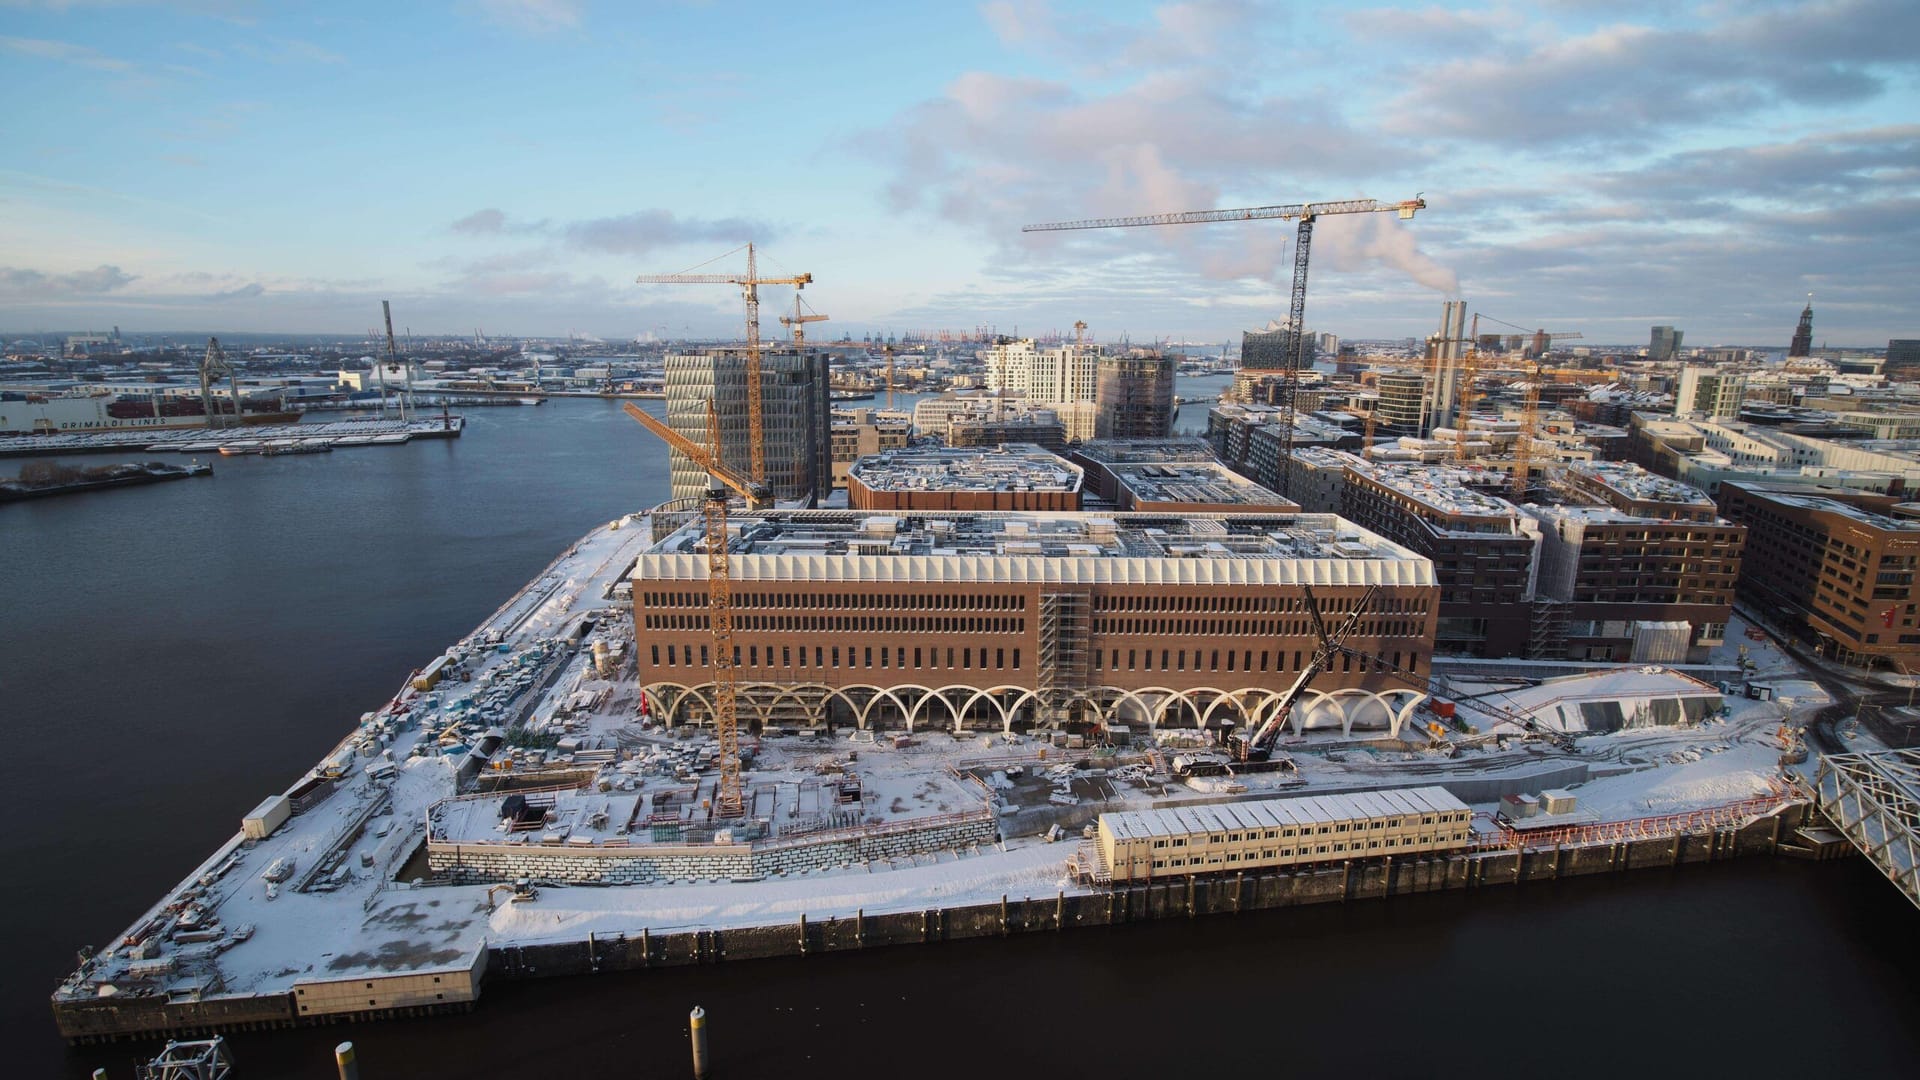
[0,392,300,435]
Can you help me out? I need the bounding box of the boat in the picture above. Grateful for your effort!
[0,392,299,435]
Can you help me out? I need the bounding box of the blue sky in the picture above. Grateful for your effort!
[1,0,1915,346]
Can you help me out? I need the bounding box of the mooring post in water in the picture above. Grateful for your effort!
[690,1006,711,1079]
[335,1041,361,1080]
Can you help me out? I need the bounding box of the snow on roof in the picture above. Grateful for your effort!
[1099,786,1467,842]
[1464,666,1724,736]
[1349,460,1520,520]
[848,444,1082,493]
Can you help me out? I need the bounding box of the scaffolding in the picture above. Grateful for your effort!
[1037,591,1091,723]
[1529,597,1570,660]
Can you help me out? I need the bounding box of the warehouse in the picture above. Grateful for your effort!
[1094,786,1472,883]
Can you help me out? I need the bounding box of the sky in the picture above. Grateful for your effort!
[0,0,1915,347]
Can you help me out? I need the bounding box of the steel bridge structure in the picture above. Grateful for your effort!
[1816,749,1920,910]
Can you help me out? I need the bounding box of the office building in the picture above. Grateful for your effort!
[663,348,831,505]
[1673,366,1747,419]
[1525,462,1744,663]
[1649,326,1684,363]
[982,338,1098,407]
[1340,462,1539,658]
[1719,482,1920,670]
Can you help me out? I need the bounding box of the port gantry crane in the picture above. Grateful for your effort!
[197,337,241,430]
[635,243,813,487]
[382,300,412,422]
[1024,197,1427,496]
[623,400,771,818]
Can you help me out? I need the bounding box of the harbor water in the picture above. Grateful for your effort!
[5,394,1917,1078]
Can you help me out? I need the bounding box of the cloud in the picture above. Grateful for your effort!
[472,0,582,34]
[207,282,264,301]
[0,35,133,72]
[0,264,138,298]
[1383,0,1920,147]
[449,207,771,254]
[564,210,770,256]
[450,208,509,234]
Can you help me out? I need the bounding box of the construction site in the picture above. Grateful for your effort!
[53,211,1920,1055]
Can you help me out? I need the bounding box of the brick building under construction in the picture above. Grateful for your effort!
[630,510,1440,740]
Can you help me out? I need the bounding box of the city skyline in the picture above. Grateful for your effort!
[2,0,1915,345]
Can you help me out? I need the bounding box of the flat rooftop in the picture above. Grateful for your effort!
[1100,786,1468,842]
[1107,460,1293,507]
[1349,461,1521,521]
[847,444,1081,493]
[638,510,1435,586]
[1071,438,1215,464]
[1571,461,1715,506]
[1289,446,1364,470]
[1738,486,1920,532]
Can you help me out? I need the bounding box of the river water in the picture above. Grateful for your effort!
[5,394,1916,1078]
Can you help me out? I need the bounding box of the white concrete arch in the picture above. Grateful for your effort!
[643,681,717,728]
[856,685,924,731]
[763,684,835,728]
[1293,688,1347,735]
[910,684,981,732]
[1100,686,1185,730]
[822,686,874,730]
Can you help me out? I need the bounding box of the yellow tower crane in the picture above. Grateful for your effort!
[1025,197,1427,496]
[635,243,812,486]
[623,401,769,818]
[778,294,829,346]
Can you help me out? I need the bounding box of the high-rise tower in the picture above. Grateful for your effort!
[1789,298,1814,358]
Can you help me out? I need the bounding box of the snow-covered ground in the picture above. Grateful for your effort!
[60,517,1853,1014]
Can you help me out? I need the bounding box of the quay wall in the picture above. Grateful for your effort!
[56,802,1813,1042]
[487,802,1812,979]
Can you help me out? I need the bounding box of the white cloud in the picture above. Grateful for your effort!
[0,34,134,71]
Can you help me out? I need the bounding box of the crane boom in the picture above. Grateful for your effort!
[1021,197,1424,233]
[1239,583,1378,757]
[1022,196,1426,497]
[635,243,813,486]
[621,402,766,507]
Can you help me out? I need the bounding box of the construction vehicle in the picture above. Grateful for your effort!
[1025,197,1427,496]
[1173,583,1379,777]
[624,401,766,818]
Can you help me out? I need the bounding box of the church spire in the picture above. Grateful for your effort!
[1788,295,1814,358]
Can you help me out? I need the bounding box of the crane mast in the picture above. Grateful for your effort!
[1025,196,1425,496]
[623,401,756,817]
[635,243,812,488]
